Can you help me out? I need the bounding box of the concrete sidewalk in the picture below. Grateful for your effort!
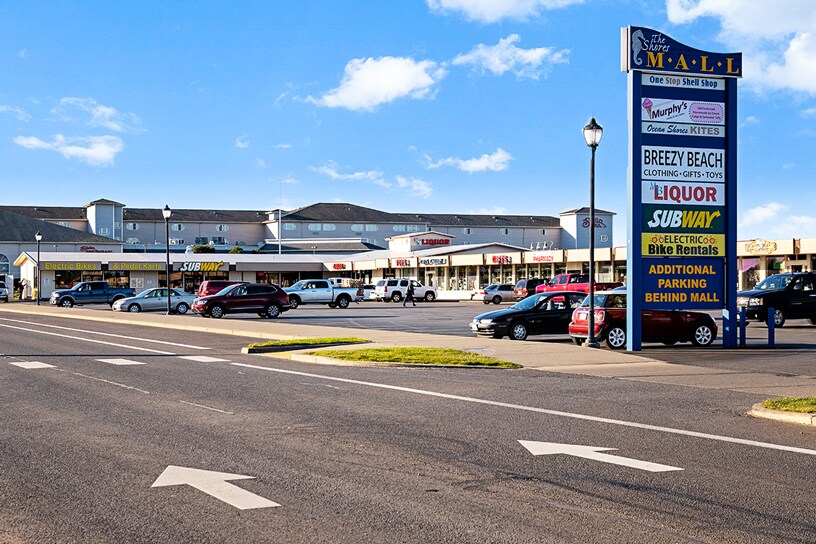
[2,303,816,400]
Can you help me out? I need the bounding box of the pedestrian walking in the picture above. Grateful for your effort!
[403,281,416,306]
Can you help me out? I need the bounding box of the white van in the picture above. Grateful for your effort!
[373,278,436,303]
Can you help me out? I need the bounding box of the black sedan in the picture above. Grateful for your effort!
[470,291,587,340]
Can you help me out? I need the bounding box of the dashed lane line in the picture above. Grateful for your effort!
[9,361,55,369]
[97,358,147,366]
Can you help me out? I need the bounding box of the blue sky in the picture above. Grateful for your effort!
[1,0,814,246]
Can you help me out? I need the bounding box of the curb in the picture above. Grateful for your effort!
[241,342,368,354]
[286,353,519,369]
[748,402,816,426]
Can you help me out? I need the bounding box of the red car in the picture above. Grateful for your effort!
[568,291,717,349]
[193,283,290,319]
[197,279,246,297]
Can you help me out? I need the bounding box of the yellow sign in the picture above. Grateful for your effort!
[744,238,777,255]
[642,233,725,257]
[109,262,165,271]
[42,261,101,271]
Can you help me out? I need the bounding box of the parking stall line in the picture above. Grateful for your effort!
[0,322,177,355]
[9,361,56,369]
[96,358,147,366]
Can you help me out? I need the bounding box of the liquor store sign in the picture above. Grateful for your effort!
[623,25,740,346]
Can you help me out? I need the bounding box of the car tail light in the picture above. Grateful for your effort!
[594,309,606,323]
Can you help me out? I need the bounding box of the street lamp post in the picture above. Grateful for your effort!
[162,205,172,315]
[35,231,42,305]
[582,118,603,348]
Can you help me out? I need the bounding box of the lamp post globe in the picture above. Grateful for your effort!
[162,205,172,315]
[35,231,42,305]
[582,118,603,349]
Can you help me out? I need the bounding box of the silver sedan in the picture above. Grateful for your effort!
[112,288,197,314]
[471,283,515,304]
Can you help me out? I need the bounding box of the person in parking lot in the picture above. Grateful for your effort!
[403,281,416,307]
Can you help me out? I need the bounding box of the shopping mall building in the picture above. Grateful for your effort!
[2,199,814,300]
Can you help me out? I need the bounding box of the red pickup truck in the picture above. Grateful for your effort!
[535,273,623,295]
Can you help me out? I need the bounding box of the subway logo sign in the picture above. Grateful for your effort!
[641,204,724,233]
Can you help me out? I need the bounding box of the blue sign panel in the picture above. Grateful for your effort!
[623,26,740,349]
[641,257,724,310]
[622,26,742,78]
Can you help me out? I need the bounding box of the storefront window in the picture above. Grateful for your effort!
[104,271,130,288]
[55,270,82,289]
[741,257,760,290]
[0,254,8,275]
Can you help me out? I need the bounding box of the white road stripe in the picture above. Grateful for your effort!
[0,322,176,355]
[69,371,150,394]
[180,401,234,414]
[97,358,146,366]
[0,317,209,350]
[180,356,230,363]
[232,363,816,457]
[9,361,55,369]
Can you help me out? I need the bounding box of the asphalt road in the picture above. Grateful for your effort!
[1,314,815,543]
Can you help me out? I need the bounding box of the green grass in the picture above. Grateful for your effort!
[763,397,816,414]
[248,337,370,348]
[304,347,520,368]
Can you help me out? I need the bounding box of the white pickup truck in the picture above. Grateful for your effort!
[284,278,362,309]
[374,278,436,303]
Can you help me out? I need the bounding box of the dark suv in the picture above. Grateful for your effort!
[513,278,546,300]
[197,280,246,297]
[737,272,816,327]
[192,283,290,319]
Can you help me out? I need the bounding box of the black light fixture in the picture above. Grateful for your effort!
[162,205,172,315]
[582,117,603,348]
[35,231,42,305]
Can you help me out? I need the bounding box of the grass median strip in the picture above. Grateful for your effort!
[248,337,370,349]
[304,347,520,368]
[763,397,816,414]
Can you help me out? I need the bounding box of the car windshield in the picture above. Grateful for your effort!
[214,285,239,296]
[485,284,498,290]
[289,280,306,290]
[754,274,793,291]
[510,294,545,311]
[579,294,625,308]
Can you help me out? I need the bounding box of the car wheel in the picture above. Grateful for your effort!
[391,292,403,303]
[328,303,337,308]
[509,321,529,341]
[605,324,626,350]
[60,298,74,308]
[128,304,141,313]
[110,296,124,307]
[492,296,502,305]
[492,332,503,339]
[572,337,584,346]
[258,312,268,318]
[288,296,300,310]
[809,317,816,326]
[772,308,786,328]
[336,296,350,309]
[424,292,435,302]
[691,322,715,347]
[265,304,281,319]
[209,305,224,319]
[483,301,490,305]
[176,302,189,315]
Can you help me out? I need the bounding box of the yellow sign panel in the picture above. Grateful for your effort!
[642,233,725,257]
[109,262,165,271]
[42,261,101,271]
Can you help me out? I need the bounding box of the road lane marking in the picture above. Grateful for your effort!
[0,317,209,350]
[152,466,280,509]
[9,361,55,369]
[180,400,234,414]
[518,440,684,472]
[232,363,816,457]
[0,322,177,355]
[97,358,146,366]
[68,371,150,394]
[179,356,230,363]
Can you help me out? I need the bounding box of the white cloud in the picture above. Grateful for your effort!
[427,0,584,23]
[281,175,300,185]
[306,56,446,111]
[426,148,513,172]
[472,206,508,215]
[255,158,267,169]
[275,143,292,149]
[17,49,27,58]
[802,106,816,117]
[235,136,250,149]
[739,202,787,228]
[768,213,816,237]
[782,162,796,170]
[740,115,760,128]
[311,162,391,188]
[0,105,30,122]
[53,97,143,132]
[14,134,124,166]
[453,34,569,79]
[396,176,433,198]
[666,0,816,95]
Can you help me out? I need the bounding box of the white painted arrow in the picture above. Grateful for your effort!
[151,466,280,509]
[518,441,683,473]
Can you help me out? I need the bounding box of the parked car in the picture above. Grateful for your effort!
[471,284,515,304]
[736,272,816,327]
[112,288,197,314]
[0,281,8,302]
[192,282,290,319]
[513,278,546,300]
[50,281,136,308]
[568,291,718,349]
[374,278,436,303]
[535,273,623,295]
[358,284,376,301]
[284,279,361,309]
[471,291,587,340]
[197,280,246,297]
